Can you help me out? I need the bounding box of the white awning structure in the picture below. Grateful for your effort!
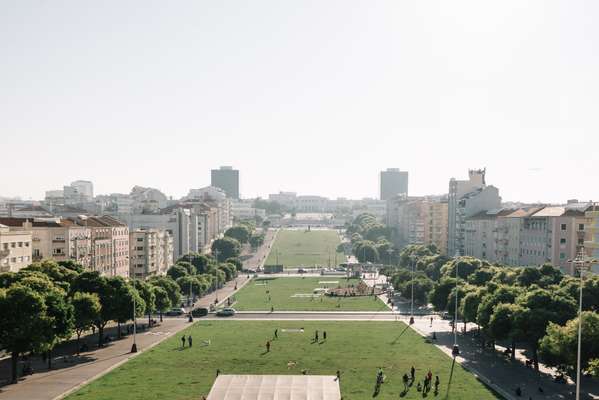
[206,375,341,400]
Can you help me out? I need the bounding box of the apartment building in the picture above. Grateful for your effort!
[585,204,599,273]
[84,216,130,277]
[422,200,449,255]
[463,204,592,273]
[0,224,32,272]
[129,229,173,279]
[0,217,92,269]
[231,200,266,221]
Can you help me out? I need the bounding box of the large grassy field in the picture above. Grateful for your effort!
[66,321,499,400]
[233,277,388,311]
[265,229,345,267]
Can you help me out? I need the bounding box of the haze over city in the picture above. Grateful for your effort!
[2,1,598,203]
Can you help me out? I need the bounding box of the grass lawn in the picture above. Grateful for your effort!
[233,277,388,311]
[66,321,500,400]
[265,229,345,267]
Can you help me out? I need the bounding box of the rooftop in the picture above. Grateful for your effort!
[206,375,340,400]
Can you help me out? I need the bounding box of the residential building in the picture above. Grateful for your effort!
[0,217,91,269]
[211,166,239,199]
[130,186,168,212]
[585,204,599,273]
[352,198,388,222]
[129,229,173,279]
[464,209,514,262]
[0,224,32,272]
[84,216,130,277]
[448,169,501,256]
[422,199,449,255]
[295,195,329,213]
[380,168,409,201]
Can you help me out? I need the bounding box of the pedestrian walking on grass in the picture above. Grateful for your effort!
[315,330,319,341]
[266,341,271,352]
[402,373,409,391]
[335,370,341,381]
[430,317,433,326]
[274,329,278,339]
[188,335,193,347]
[181,335,186,348]
[323,331,327,340]
[410,366,415,381]
[434,376,440,393]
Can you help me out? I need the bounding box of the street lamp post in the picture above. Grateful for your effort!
[568,247,598,400]
[410,257,414,325]
[131,295,137,353]
[452,250,460,357]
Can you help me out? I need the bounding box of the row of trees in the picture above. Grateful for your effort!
[0,248,244,385]
[347,213,396,263]
[167,251,241,299]
[223,221,265,251]
[388,244,599,377]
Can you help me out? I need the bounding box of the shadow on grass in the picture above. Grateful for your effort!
[391,325,411,345]
[444,357,456,400]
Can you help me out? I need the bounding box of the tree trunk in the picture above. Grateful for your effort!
[533,345,539,372]
[511,339,516,361]
[11,351,18,384]
[117,322,121,339]
[47,350,51,370]
[148,312,151,327]
[464,320,467,333]
[76,333,81,355]
[159,311,163,322]
[98,325,104,347]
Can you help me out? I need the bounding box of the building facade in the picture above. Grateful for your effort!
[585,204,599,273]
[448,169,501,256]
[380,168,409,201]
[211,166,239,199]
[0,224,32,272]
[129,229,173,279]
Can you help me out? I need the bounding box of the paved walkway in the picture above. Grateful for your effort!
[371,274,599,400]
[242,228,278,271]
[0,275,251,400]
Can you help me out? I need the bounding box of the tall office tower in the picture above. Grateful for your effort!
[211,166,239,199]
[380,168,409,201]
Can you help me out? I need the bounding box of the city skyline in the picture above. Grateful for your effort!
[2,1,598,203]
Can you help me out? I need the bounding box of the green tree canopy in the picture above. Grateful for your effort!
[72,292,101,354]
[225,225,251,244]
[0,285,55,383]
[167,264,189,281]
[148,276,181,307]
[211,237,242,261]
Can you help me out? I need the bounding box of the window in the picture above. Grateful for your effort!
[18,242,23,247]
[561,224,567,231]
[25,242,30,247]
[137,238,144,242]
[578,238,585,245]
[2,243,7,250]
[10,242,15,248]
[136,246,144,251]
[560,252,566,259]
[560,238,566,244]
[33,249,40,257]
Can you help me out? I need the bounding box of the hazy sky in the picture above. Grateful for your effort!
[2,1,598,203]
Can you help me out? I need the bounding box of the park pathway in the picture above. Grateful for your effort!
[0,275,250,400]
[368,274,599,400]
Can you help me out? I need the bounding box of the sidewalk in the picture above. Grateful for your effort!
[0,276,250,400]
[372,275,599,400]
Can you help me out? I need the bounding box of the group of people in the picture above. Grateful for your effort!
[180,335,193,348]
[265,329,328,352]
[401,366,440,395]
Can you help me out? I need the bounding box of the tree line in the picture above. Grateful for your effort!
[386,244,599,378]
[0,246,244,385]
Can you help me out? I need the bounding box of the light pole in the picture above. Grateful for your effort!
[131,295,137,353]
[568,247,598,400]
[214,248,220,303]
[410,257,415,325]
[452,250,460,357]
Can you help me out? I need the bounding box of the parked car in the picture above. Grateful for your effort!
[216,307,236,317]
[191,307,209,317]
[298,268,306,273]
[165,308,186,316]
